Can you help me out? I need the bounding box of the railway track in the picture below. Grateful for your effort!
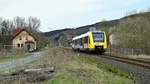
[101,54,150,69]
[62,47,150,69]
[62,47,150,84]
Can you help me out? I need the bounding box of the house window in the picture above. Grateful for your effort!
[26,36,28,40]
[19,37,22,40]
[17,44,20,47]
[21,44,24,47]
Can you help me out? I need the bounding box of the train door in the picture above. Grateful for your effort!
[88,36,90,49]
[83,37,88,49]
[80,38,84,49]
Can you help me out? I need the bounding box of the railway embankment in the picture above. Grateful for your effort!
[99,56,150,84]
[64,47,150,84]
[0,47,135,84]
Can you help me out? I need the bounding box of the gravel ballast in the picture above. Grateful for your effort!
[99,56,150,84]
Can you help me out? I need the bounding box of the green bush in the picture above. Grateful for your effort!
[110,15,150,54]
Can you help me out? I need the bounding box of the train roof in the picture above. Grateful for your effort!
[72,32,89,41]
[72,31,104,41]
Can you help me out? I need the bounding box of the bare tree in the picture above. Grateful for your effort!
[13,16,26,28]
[0,19,13,45]
[27,17,40,31]
[0,20,13,35]
[147,7,150,12]
[0,16,47,49]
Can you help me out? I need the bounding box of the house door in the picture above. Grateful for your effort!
[27,44,31,50]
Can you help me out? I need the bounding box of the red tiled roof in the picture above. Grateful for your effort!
[11,28,37,41]
[11,28,25,38]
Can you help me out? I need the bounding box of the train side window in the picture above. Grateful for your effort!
[76,40,78,45]
[77,39,80,44]
[84,37,88,43]
[73,40,75,44]
[80,38,83,45]
[75,40,77,45]
[82,38,85,44]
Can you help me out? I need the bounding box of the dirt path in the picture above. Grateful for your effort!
[0,52,41,71]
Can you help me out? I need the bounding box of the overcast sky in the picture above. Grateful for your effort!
[0,0,150,32]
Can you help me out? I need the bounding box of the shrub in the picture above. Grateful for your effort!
[110,16,150,54]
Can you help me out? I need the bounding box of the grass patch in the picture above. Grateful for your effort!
[78,55,134,79]
[47,72,83,84]
[44,48,135,84]
[47,58,135,84]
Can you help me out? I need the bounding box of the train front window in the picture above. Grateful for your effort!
[93,32,104,42]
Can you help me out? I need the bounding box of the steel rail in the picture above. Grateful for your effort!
[62,47,150,69]
[101,54,150,69]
